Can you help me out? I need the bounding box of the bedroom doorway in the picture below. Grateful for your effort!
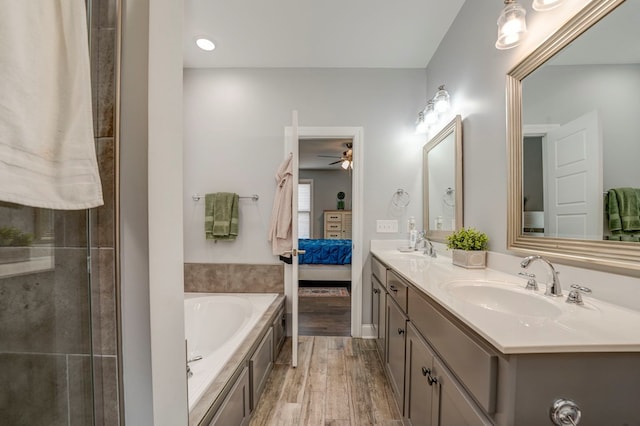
[285,126,364,339]
[298,138,353,335]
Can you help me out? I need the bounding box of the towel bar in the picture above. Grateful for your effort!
[192,193,259,202]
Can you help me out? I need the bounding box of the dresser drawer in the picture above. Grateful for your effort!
[371,257,387,284]
[325,232,342,239]
[326,222,342,231]
[326,213,342,221]
[387,271,408,313]
[408,287,497,413]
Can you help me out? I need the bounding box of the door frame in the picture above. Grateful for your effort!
[285,126,364,338]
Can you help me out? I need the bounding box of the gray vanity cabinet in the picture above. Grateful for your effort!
[404,324,437,425]
[371,257,389,360]
[372,274,387,360]
[208,366,251,426]
[386,295,408,414]
[405,322,493,426]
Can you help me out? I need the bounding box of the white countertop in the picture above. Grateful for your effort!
[371,245,640,354]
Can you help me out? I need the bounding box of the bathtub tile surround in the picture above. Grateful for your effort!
[188,294,285,425]
[184,262,284,293]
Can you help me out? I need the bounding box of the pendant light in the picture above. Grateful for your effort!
[532,0,564,12]
[495,0,528,50]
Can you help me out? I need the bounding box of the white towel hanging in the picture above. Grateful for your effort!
[0,1,103,209]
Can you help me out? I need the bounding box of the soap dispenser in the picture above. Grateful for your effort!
[408,216,418,250]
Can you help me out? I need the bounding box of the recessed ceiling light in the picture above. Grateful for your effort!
[195,37,215,51]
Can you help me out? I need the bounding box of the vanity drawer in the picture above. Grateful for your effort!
[326,213,342,221]
[408,287,497,414]
[325,232,342,239]
[387,271,408,313]
[371,256,388,285]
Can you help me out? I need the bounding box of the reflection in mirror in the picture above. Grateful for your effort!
[507,0,640,272]
[0,202,54,277]
[423,115,463,242]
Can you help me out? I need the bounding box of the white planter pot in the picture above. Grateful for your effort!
[451,249,487,269]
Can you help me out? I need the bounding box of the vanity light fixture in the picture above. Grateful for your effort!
[415,111,428,134]
[433,86,450,113]
[532,0,564,12]
[424,100,438,126]
[495,0,528,50]
[196,37,216,51]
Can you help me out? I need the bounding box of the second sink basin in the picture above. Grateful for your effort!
[445,280,563,318]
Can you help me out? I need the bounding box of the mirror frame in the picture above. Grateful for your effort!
[424,114,463,243]
[506,0,640,273]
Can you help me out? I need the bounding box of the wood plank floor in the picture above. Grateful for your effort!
[250,336,402,426]
[299,294,351,337]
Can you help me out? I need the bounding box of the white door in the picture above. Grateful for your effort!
[543,110,602,239]
[284,111,301,367]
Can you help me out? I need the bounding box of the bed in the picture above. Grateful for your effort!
[298,239,352,281]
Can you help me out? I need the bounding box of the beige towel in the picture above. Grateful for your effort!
[0,1,103,209]
[268,153,293,256]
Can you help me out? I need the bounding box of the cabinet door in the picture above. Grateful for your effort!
[250,327,274,410]
[372,277,381,339]
[432,358,492,426]
[209,366,251,426]
[377,287,387,361]
[404,325,436,426]
[386,297,407,414]
[272,307,286,360]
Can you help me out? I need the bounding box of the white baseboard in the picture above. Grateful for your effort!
[360,324,376,339]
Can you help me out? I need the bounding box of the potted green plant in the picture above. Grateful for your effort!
[446,227,489,269]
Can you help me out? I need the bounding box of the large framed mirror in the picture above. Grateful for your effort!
[423,115,463,242]
[507,0,640,273]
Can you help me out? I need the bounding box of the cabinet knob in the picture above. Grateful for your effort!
[389,285,398,293]
[373,288,379,294]
[397,328,405,335]
[428,375,438,386]
[421,367,431,377]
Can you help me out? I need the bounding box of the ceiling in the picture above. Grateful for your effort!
[299,139,352,170]
[183,0,466,69]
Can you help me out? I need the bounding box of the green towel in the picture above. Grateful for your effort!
[205,192,239,241]
[608,188,640,232]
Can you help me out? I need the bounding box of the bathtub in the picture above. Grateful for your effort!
[184,292,278,411]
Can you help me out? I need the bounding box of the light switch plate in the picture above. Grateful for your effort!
[376,220,398,233]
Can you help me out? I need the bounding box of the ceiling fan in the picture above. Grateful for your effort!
[318,142,353,169]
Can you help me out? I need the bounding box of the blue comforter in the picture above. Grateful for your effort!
[298,239,352,265]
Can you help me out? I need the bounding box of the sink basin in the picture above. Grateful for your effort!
[445,280,563,318]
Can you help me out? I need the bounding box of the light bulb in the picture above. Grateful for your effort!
[496,1,528,50]
[342,160,350,170]
[433,85,450,113]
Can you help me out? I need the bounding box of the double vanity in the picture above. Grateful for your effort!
[370,245,640,425]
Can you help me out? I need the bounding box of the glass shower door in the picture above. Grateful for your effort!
[0,205,95,425]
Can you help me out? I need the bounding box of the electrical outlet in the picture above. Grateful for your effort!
[376,220,398,233]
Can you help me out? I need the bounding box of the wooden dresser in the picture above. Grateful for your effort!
[323,210,352,239]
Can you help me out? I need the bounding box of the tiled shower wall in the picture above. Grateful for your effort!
[0,1,120,424]
[90,0,120,424]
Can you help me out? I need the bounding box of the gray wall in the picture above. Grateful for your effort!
[183,68,427,323]
[299,169,352,239]
[424,0,592,254]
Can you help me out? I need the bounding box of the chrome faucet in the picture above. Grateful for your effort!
[417,231,437,258]
[520,255,562,296]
